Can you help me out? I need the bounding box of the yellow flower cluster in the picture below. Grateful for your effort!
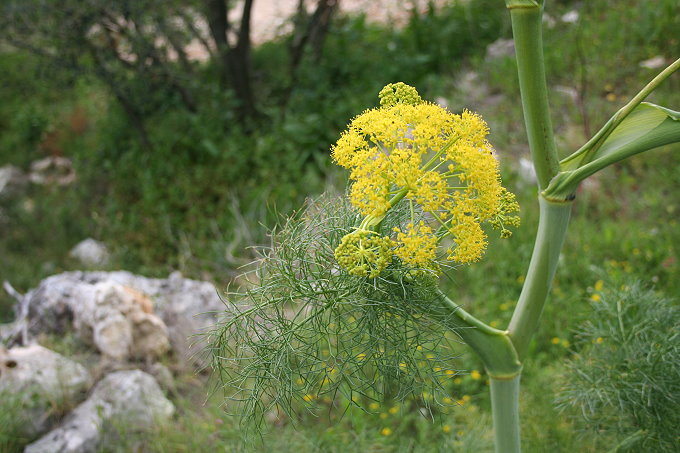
[332,83,519,275]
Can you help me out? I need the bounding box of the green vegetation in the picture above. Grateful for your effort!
[1,0,679,451]
[558,282,680,452]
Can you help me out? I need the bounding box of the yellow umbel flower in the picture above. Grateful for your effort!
[334,229,393,278]
[332,83,519,275]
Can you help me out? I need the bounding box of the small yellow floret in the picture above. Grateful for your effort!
[393,222,438,269]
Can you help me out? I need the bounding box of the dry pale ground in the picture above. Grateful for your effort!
[184,0,450,60]
[246,0,450,43]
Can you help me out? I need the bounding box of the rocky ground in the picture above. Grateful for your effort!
[0,271,226,453]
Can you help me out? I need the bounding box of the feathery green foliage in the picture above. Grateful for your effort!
[557,281,680,451]
[210,194,465,428]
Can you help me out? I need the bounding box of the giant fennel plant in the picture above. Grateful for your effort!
[211,1,680,452]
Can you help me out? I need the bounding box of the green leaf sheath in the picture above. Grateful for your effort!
[561,57,680,171]
[505,0,540,9]
[433,291,522,379]
[544,103,680,201]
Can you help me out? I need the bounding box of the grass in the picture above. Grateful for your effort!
[1,0,679,451]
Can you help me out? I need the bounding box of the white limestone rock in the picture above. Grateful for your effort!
[16,271,224,364]
[0,345,91,436]
[561,10,579,24]
[486,38,515,60]
[28,156,76,186]
[69,239,110,267]
[24,370,174,453]
[76,282,170,361]
[0,165,27,198]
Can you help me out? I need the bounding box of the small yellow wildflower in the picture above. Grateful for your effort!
[457,394,471,406]
[590,293,602,302]
[442,425,452,433]
[594,337,604,344]
[594,280,604,291]
[551,337,561,345]
[303,394,315,402]
[445,369,455,376]
[381,427,392,436]
[369,402,380,410]
[470,370,482,381]
[389,406,399,415]
[442,397,453,405]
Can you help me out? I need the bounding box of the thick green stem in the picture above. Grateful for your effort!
[510,4,559,189]
[508,196,572,359]
[490,376,521,453]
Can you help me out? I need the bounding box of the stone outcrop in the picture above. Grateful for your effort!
[68,239,110,267]
[0,270,226,451]
[28,156,76,186]
[9,271,224,363]
[0,165,27,198]
[73,281,170,361]
[24,370,175,453]
[0,345,91,436]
